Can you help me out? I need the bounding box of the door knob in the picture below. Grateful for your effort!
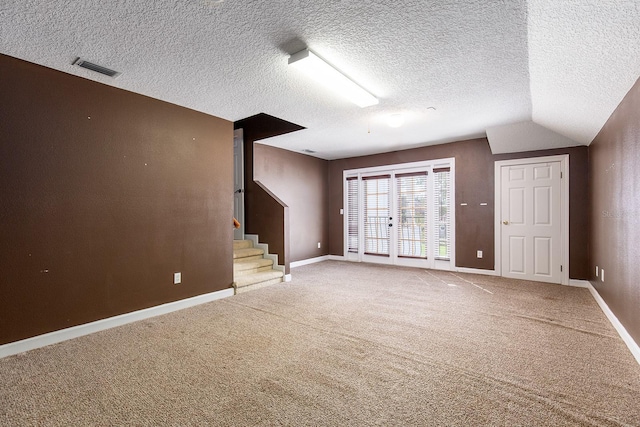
[503,220,509,225]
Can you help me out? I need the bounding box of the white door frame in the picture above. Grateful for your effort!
[494,155,569,285]
[343,158,456,270]
[233,128,245,240]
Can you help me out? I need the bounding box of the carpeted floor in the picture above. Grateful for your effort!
[1,261,639,426]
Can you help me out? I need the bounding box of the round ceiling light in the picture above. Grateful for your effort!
[387,113,405,128]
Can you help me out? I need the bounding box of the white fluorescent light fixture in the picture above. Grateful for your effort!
[288,49,379,108]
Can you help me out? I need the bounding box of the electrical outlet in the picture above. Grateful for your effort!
[476,250,483,259]
[595,266,599,277]
[601,268,604,282]
[317,242,321,249]
[174,272,181,285]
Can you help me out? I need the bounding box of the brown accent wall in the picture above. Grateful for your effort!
[589,76,640,344]
[494,146,589,280]
[0,54,233,345]
[328,138,590,278]
[247,181,290,273]
[254,144,329,262]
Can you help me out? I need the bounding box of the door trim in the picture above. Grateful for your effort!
[233,128,245,240]
[494,155,569,285]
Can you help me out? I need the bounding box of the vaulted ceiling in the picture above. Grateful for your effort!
[1,1,639,159]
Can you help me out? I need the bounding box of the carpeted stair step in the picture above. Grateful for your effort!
[233,239,253,250]
[234,257,274,276]
[233,247,264,260]
[233,269,284,294]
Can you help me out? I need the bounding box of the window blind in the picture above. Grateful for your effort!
[396,172,428,258]
[346,177,359,253]
[433,169,451,260]
[364,175,390,256]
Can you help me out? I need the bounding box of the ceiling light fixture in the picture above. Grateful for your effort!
[387,113,405,128]
[288,49,378,108]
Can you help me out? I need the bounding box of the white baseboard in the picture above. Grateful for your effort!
[271,261,285,274]
[284,274,292,282]
[290,255,330,268]
[328,255,346,261]
[579,281,640,366]
[0,288,234,360]
[568,279,590,288]
[455,267,498,276]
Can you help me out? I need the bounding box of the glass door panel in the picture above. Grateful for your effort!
[396,173,428,258]
[363,175,391,256]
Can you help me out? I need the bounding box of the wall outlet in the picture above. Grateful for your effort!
[317,242,321,249]
[174,272,181,285]
[601,268,604,282]
[595,266,599,277]
[477,250,483,259]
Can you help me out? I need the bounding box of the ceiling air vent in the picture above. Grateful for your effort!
[72,58,121,78]
[302,149,316,154]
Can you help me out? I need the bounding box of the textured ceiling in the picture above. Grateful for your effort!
[1,1,638,159]
[528,0,640,145]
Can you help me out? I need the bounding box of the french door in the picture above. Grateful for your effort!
[344,159,454,270]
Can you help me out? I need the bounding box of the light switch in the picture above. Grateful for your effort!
[174,272,181,285]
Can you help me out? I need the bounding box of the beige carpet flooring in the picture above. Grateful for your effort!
[1,261,639,426]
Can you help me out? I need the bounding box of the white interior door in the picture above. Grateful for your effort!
[500,162,562,283]
[233,129,244,240]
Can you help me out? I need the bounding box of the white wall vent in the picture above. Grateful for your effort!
[72,58,121,78]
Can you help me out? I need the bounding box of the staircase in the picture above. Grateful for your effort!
[233,239,284,294]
